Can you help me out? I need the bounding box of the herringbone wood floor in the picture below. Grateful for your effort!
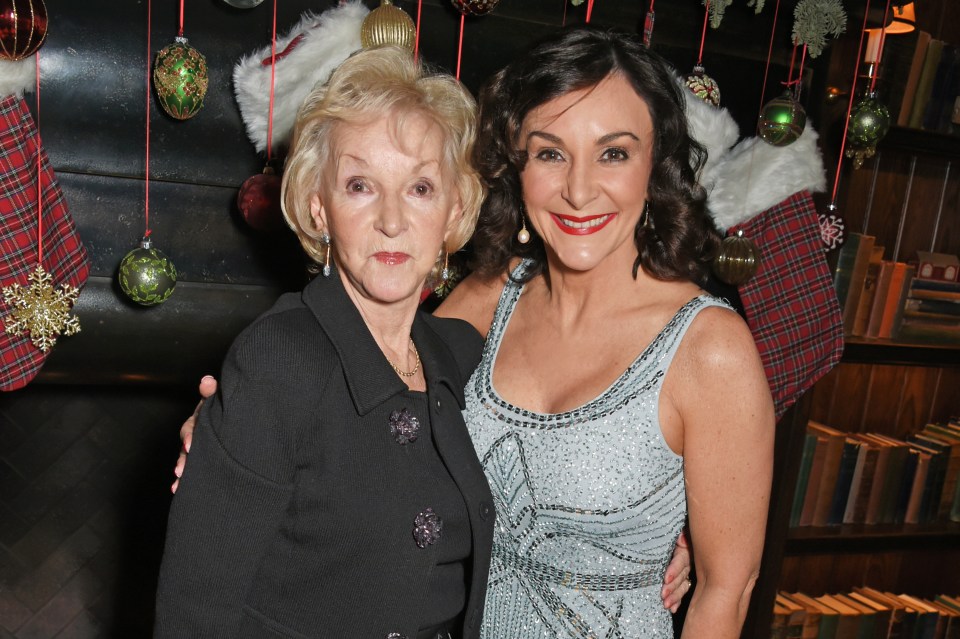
[0,384,193,638]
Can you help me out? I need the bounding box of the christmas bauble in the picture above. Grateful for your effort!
[845,93,890,169]
[360,0,416,51]
[0,0,47,61]
[222,0,265,7]
[757,91,807,147]
[154,37,209,120]
[118,238,178,306]
[684,65,720,107]
[713,230,760,286]
[237,167,284,232]
[450,0,502,16]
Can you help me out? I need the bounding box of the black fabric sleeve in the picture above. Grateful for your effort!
[153,313,316,637]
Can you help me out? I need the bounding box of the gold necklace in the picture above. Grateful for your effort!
[386,338,421,378]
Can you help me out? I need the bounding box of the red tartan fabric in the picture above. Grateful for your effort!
[0,94,89,391]
[733,190,843,420]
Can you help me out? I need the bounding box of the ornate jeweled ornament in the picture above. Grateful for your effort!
[154,36,209,120]
[2,265,81,352]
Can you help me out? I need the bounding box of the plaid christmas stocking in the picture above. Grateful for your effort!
[0,94,89,390]
[733,190,844,419]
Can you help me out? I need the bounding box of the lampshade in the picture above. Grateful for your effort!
[885,2,915,34]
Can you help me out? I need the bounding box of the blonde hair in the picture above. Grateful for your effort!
[281,46,484,265]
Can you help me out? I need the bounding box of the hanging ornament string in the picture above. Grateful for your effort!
[414,0,423,61]
[827,0,871,209]
[145,0,152,239]
[585,0,595,23]
[178,0,185,38]
[455,13,464,80]
[643,0,655,48]
[794,45,807,100]
[35,53,42,263]
[756,0,780,115]
[696,1,710,66]
[868,0,893,94]
[562,0,568,27]
[266,0,277,163]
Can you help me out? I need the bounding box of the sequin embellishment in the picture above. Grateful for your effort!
[413,508,442,548]
[463,259,734,638]
[389,408,420,445]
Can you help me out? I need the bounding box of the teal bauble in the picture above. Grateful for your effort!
[845,93,891,169]
[118,237,178,306]
[758,91,806,146]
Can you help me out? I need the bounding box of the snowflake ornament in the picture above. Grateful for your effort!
[2,265,82,352]
[818,212,846,251]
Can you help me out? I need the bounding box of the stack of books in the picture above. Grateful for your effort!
[897,273,960,345]
[789,420,960,528]
[832,237,960,343]
[772,588,960,639]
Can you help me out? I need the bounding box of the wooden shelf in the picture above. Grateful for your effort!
[842,337,960,366]
[785,521,960,553]
[879,126,960,160]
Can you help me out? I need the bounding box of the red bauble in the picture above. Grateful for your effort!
[0,0,47,61]
[450,0,501,16]
[237,169,284,232]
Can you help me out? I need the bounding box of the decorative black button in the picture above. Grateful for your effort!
[389,408,420,445]
[435,399,441,409]
[413,507,443,548]
[479,500,492,521]
[386,634,406,639]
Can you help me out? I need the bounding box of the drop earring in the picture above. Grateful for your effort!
[440,250,450,282]
[517,205,531,244]
[322,232,332,277]
[641,201,651,228]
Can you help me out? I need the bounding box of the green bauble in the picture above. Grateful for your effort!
[118,238,178,306]
[846,93,890,150]
[154,36,208,120]
[758,91,807,147]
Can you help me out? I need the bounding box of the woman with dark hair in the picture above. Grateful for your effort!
[437,27,774,638]
[173,26,772,639]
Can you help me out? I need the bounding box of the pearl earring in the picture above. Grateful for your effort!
[517,207,531,244]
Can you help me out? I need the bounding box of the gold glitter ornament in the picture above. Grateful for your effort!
[684,65,721,107]
[154,36,209,120]
[713,229,760,286]
[361,0,416,51]
[2,264,81,352]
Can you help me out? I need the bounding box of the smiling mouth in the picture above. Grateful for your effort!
[550,213,616,235]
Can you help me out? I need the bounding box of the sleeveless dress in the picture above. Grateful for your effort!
[462,261,734,639]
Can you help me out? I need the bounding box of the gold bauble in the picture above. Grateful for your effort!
[713,229,760,286]
[360,0,416,51]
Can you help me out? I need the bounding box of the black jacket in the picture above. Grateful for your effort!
[154,271,494,638]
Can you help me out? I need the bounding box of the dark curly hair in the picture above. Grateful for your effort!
[469,26,720,284]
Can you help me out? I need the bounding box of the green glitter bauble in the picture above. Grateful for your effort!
[118,240,178,306]
[758,91,807,147]
[847,94,891,149]
[154,36,208,120]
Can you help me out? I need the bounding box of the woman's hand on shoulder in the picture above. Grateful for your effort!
[434,269,509,338]
[171,375,218,494]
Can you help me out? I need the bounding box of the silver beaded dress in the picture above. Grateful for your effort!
[463,261,733,639]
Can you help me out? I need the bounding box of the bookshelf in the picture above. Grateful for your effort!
[742,2,960,637]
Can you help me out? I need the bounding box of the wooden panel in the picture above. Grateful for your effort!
[808,364,842,424]
[823,363,875,431]
[894,366,942,437]
[931,367,960,423]
[861,365,907,434]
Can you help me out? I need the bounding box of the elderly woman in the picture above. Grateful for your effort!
[436,28,775,638]
[153,46,493,639]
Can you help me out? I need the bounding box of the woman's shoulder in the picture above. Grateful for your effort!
[434,259,523,337]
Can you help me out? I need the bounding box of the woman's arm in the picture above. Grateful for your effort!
[671,308,775,639]
[156,324,300,637]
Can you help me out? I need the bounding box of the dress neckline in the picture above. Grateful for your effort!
[482,261,713,422]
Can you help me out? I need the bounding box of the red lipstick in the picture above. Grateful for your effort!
[550,212,616,235]
[374,252,410,265]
